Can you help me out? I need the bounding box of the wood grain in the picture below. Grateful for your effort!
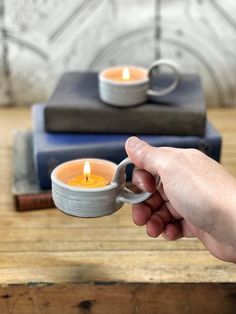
[1,107,236,313]
[0,283,235,314]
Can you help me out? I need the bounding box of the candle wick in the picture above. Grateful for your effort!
[85,175,88,182]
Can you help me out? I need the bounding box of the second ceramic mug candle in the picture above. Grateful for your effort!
[51,157,153,218]
[98,59,180,107]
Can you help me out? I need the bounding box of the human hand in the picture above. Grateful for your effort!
[125,137,236,263]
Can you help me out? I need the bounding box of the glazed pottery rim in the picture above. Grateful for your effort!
[99,65,149,86]
[51,158,120,192]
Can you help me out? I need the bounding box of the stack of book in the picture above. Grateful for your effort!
[13,72,222,211]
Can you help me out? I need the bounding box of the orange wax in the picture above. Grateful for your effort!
[102,66,148,83]
[67,174,108,188]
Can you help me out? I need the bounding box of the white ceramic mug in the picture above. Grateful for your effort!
[99,59,180,107]
[51,157,152,218]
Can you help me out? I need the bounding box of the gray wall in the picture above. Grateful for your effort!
[0,0,236,106]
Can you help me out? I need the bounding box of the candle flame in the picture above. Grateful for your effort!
[84,160,91,181]
[122,67,130,80]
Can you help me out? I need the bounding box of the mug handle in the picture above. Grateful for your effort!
[147,59,180,97]
[112,157,152,204]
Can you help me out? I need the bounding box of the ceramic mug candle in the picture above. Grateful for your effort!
[51,157,153,218]
[98,59,180,107]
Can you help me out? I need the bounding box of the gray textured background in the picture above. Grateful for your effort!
[0,0,236,107]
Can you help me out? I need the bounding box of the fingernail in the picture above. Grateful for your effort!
[136,180,145,191]
[126,137,140,150]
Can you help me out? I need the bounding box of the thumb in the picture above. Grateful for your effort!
[125,136,164,176]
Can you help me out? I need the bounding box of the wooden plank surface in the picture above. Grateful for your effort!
[0,106,236,288]
[1,106,236,313]
[1,283,236,314]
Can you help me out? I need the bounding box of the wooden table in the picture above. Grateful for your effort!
[0,107,236,313]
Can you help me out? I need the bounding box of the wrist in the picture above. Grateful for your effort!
[226,193,236,247]
[216,181,236,262]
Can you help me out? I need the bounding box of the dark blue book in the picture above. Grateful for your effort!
[32,104,221,190]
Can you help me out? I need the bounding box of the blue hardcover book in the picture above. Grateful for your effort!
[32,104,222,190]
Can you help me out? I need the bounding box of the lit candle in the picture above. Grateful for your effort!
[99,65,149,106]
[101,66,148,83]
[67,160,108,188]
[99,61,180,107]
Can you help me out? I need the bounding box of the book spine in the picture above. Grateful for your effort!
[35,136,221,190]
[15,193,54,211]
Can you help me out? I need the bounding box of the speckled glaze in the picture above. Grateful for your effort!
[51,157,152,218]
[99,60,180,107]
